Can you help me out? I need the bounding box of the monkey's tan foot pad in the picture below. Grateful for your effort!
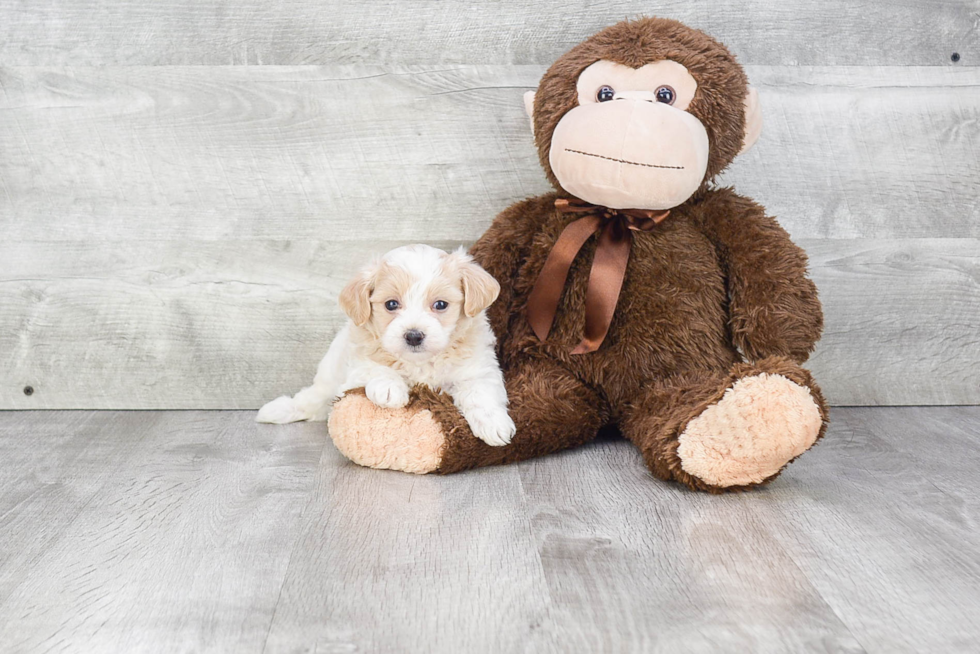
[328,392,445,474]
[677,373,822,487]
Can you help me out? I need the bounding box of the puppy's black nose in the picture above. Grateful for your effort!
[404,330,425,347]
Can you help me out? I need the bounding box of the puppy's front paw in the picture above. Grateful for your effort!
[465,408,516,447]
[366,378,410,409]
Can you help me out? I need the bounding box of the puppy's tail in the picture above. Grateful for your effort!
[256,324,350,424]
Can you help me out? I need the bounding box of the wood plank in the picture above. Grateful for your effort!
[0,238,462,410]
[803,238,980,406]
[0,0,976,67]
[0,65,544,243]
[2,64,978,408]
[1,65,978,242]
[0,411,325,652]
[850,407,980,531]
[1,408,979,651]
[262,444,553,653]
[748,407,980,652]
[721,66,980,240]
[2,237,977,409]
[517,441,867,653]
[0,411,156,604]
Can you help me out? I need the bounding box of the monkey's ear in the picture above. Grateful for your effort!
[523,90,536,132]
[739,86,763,154]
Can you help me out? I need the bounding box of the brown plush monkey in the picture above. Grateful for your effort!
[328,17,828,492]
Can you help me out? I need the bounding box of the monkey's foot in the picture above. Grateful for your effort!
[676,373,823,487]
[328,389,445,474]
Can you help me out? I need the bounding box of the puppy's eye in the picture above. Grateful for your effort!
[432,300,449,312]
[655,85,675,105]
[384,300,400,312]
[596,85,615,102]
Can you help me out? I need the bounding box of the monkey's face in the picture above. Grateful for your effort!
[525,18,763,211]
[548,60,709,210]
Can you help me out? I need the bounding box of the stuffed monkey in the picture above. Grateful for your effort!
[328,17,827,492]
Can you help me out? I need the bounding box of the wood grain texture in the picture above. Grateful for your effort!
[0,238,461,409]
[0,411,157,604]
[746,407,980,652]
[722,66,980,240]
[2,64,978,408]
[0,0,976,66]
[263,447,552,653]
[0,411,325,652]
[803,238,980,406]
[1,65,978,242]
[2,407,979,652]
[2,237,977,409]
[0,65,542,243]
[517,443,866,653]
[1,60,978,409]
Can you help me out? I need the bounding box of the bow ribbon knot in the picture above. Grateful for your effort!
[526,198,669,354]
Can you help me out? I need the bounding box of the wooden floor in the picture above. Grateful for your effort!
[0,408,978,653]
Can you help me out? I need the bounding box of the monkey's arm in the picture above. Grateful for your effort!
[469,194,556,339]
[697,189,823,363]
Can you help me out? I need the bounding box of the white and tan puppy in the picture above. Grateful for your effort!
[257,244,515,447]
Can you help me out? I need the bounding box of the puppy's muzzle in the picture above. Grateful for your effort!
[404,329,425,347]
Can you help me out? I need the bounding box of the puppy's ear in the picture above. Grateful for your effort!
[457,254,500,317]
[338,264,376,326]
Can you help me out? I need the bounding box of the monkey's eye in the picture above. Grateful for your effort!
[596,85,615,102]
[655,86,676,105]
[432,300,449,312]
[384,299,400,312]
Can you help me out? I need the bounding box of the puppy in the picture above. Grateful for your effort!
[257,244,516,447]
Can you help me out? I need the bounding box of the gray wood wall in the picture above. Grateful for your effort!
[2,1,978,409]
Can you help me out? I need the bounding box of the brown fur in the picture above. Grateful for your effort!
[434,355,610,473]
[330,17,828,491]
[435,185,828,489]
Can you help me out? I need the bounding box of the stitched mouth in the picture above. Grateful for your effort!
[565,148,684,170]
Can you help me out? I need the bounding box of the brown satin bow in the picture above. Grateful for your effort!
[526,198,670,354]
